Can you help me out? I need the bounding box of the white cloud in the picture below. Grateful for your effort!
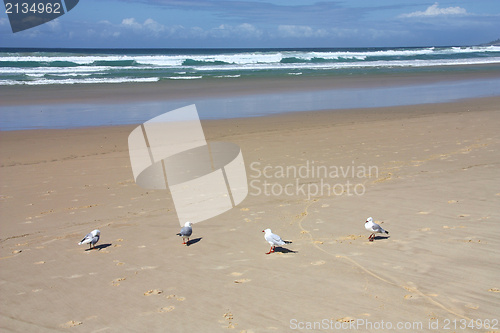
[277,25,328,38]
[202,23,263,39]
[143,18,166,34]
[400,2,467,18]
[121,18,167,35]
[46,19,61,31]
[121,18,142,29]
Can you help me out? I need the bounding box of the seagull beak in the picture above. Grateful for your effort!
[262,230,265,232]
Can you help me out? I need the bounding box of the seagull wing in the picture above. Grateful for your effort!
[372,222,387,234]
[92,235,100,245]
[268,232,285,246]
[179,226,192,237]
[78,233,93,245]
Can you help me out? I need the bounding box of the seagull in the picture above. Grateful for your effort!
[263,228,285,254]
[365,217,388,241]
[177,222,193,245]
[78,229,100,249]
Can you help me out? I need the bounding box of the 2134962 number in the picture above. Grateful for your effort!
[442,318,499,330]
[5,2,62,14]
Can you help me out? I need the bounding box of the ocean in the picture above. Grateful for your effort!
[1,46,500,130]
[1,46,500,85]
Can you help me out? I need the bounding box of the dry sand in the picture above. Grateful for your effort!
[1,96,500,332]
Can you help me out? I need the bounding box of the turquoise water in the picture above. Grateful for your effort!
[1,46,500,85]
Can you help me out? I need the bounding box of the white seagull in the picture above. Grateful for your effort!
[365,217,389,241]
[177,222,193,245]
[78,229,100,249]
[263,228,285,254]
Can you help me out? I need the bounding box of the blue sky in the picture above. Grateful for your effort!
[1,0,499,48]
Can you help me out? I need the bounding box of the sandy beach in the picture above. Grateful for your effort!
[1,82,500,331]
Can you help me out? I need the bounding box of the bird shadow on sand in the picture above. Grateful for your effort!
[85,243,112,251]
[187,238,202,246]
[274,246,297,254]
[372,235,390,241]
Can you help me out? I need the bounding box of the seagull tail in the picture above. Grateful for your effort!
[176,233,181,236]
[385,230,389,234]
[78,241,83,245]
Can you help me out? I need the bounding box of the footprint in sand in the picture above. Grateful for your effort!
[164,294,186,301]
[111,278,126,286]
[230,272,243,276]
[447,200,458,204]
[336,317,355,323]
[234,279,251,284]
[61,321,82,328]
[144,289,163,296]
[159,306,175,313]
[418,211,430,215]
[311,260,326,266]
[419,228,431,232]
[240,208,249,211]
[221,312,238,329]
[404,294,414,300]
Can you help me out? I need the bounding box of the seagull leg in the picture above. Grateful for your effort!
[369,233,374,242]
[265,246,273,254]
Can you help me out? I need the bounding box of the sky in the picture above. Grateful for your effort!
[0,0,499,48]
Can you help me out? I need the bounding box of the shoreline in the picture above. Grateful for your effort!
[0,95,499,133]
[2,64,500,106]
[1,95,500,133]
[2,95,499,166]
